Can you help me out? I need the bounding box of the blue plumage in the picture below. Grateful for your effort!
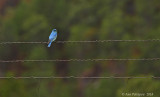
[48,29,57,47]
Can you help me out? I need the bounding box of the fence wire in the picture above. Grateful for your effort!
[0,58,160,63]
[0,40,160,79]
[0,76,158,79]
[0,39,160,44]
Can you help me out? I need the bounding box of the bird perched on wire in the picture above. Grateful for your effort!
[48,29,57,47]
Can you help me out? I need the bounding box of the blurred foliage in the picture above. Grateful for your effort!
[0,0,160,96]
[117,77,160,97]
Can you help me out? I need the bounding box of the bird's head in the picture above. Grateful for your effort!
[52,29,57,32]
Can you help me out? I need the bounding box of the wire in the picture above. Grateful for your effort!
[0,76,158,79]
[0,58,160,63]
[0,39,160,44]
[0,42,47,44]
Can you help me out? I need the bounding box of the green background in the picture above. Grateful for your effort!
[0,0,160,97]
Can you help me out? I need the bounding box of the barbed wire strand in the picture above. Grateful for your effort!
[0,58,160,63]
[0,76,159,79]
[1,39,160,44]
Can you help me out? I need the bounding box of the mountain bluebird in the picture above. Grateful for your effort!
[48,29,57,47]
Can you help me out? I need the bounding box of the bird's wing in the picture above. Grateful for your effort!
[48,31,57,43]
[49,32,54,39]
[52,35,57,41]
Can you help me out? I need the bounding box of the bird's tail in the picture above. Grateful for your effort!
[48,42,52,47]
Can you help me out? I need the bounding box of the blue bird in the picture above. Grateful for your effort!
[48,29,57,47]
